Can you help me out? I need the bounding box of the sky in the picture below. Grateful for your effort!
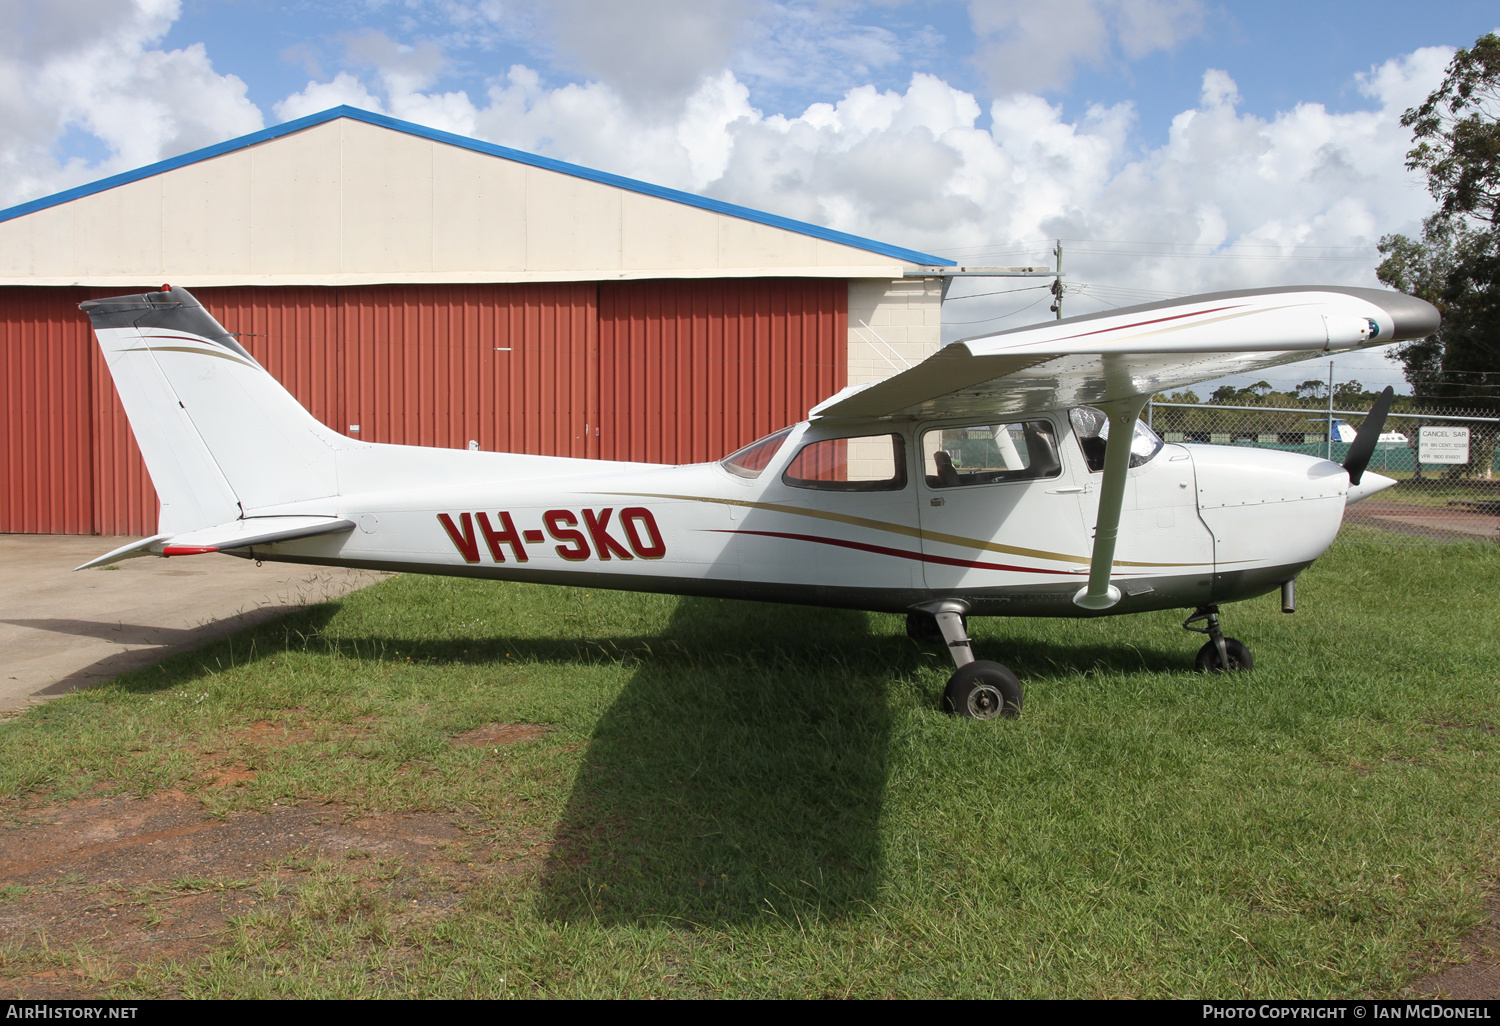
[5,0,1499,395]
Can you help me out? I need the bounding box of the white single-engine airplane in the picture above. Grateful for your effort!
[77,283,1437,719]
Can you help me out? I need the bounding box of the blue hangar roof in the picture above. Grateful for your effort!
[0,105,955,268]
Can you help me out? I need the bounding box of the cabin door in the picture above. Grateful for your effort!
[915,417,1094,595]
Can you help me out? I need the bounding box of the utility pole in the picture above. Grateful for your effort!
[1049,239,1064,320]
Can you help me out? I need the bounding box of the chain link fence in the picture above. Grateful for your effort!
[1146,400,1500,545]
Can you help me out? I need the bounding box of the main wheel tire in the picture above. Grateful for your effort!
[943,660,1023,720]
[907,611,967,644]
[1195,638,1253,673]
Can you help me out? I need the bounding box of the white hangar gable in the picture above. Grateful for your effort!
[0,107,951,287]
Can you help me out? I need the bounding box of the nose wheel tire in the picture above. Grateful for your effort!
[1195,638,1253,672]
[943,660,1023,719]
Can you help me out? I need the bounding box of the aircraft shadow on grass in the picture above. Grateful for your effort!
[7,605,342,699]
[530,597,1191,927]
[50,591,1188,925]
[534,597,894,927]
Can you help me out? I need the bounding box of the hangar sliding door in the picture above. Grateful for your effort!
[2,279,846,535]
[336,284,598,458]
[597,278,847,465]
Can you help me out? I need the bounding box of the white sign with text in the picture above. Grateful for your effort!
[1418,426,1470,464]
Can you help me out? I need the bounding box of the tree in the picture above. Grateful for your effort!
[1377,34,1500,420]
[1294,380,1326,401]
[1332,380,1366,406]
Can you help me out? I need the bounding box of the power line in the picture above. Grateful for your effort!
[940,237,1380,254]
[943,283,1051,301]
[943,294,1051,325]
[1064,237,1379,251]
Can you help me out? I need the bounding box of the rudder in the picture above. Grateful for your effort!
[81,286,345,535]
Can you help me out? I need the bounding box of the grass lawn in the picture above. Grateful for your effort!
[2,541,1498,998]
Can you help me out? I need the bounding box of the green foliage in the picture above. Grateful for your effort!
[1377,33,1500,423]
[1403,33,1500,226]
[1332,380,1365,406]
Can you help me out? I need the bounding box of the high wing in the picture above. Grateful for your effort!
[809,285,1439,612]
[811,286,1440,423]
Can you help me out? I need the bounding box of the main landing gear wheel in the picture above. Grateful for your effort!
[943,661,1023,720]
[1194,638,1253,673]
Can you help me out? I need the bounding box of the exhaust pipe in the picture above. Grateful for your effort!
[1281,578,1296,614]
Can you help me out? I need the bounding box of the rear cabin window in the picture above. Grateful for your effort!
[782,433,908,491]
[920,421,1062,487]
[720,427,793,479]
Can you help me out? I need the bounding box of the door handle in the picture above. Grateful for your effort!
[1047,486,1085,494]
[929,497,945,507]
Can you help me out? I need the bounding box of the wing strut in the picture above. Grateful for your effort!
[1073,396,1148,611]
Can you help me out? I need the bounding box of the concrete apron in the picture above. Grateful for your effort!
[0,536,390,713]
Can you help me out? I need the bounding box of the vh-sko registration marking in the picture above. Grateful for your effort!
[77,284,1439,720]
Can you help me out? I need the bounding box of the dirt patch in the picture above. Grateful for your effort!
[1345,501,1500,541]
[234,719,315,747]
[450,722,549,747]
[204,764,257,789]
[0,792,549,999]
[1404,890,1500,999]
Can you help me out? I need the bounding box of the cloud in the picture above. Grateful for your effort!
[967,0,1204,94]
[0,0,263,208]
[276,30,479,135]
[275,71,386,122]
[343,28,447,95]
[1048,51,1453,298]
[542,0,754,111]
[266,34,1446,308]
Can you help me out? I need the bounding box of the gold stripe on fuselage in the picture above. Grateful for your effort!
[602,492,1210,569]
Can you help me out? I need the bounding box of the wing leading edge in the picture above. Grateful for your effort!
[812,286,1439,423]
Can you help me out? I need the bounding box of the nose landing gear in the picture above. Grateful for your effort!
[1184,605,1253,672]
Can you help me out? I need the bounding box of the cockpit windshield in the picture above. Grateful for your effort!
[1068,408,1164,473]
[719,427,793,478]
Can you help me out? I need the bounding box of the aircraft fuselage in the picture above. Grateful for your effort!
[240,415,1353,618]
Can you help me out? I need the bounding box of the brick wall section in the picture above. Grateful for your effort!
[845,278,944,387]
[841,278,943,481]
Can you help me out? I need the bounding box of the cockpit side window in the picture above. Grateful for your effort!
[720,427,793,479]
[920,420,1062,487]
[782,433,908,492]
[1068,407,1164,473]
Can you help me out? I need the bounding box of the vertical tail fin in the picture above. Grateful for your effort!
[81,286,345,535]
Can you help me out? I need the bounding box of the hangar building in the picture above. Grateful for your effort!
[0,106,953,536]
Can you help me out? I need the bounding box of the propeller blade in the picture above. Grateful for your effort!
[1342,385,1395,486]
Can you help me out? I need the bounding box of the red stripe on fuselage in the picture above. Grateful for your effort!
[716,529,1089,576]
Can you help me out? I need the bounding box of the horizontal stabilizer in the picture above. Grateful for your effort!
[160,516,356,555]
[74,534,171,571]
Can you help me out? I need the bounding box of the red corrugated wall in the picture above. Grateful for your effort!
[597,279,846,464]
[1,289,95,534]
[2,280,846,535]
[337,283,599,456]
